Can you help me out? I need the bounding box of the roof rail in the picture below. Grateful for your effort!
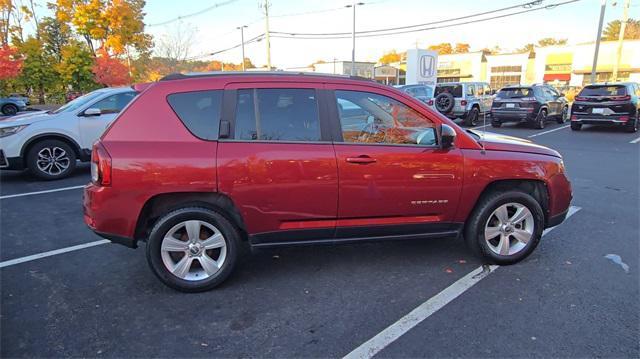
[159,71,373,82]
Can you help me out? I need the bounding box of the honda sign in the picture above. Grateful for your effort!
[406,49,438,86]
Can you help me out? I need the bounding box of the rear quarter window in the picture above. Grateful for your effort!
[167,90,223,140]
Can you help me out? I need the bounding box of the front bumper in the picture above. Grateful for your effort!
[0,152,24,170]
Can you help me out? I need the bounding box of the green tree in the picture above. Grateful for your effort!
[16,36,57,103]
[39,16,71,62]
[57,41,97,92]
[602,19,640,40]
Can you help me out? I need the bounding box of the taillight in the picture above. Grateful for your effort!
[620,115,630,122]
[91,141,112,186]
[612,95,631,101]
[571,115,578,121]
[575,96,587,102]
[427,99,434,106]
[460,100,467,106]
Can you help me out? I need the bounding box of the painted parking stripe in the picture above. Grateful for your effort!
[0,240,110,269]
[471,124,490,130]
[630,137,640,144]
[0,185,85,200]
[344,206,581,359]
[527,125,570,138]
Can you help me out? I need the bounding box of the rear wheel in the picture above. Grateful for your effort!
[26,139,76,180]
[491,119,502,128]
[557,106,568,124]
[464,190,544,265]
[1,104,18,116]
[464,107,479,126]
[625,115,638,133]
[534,109,547,129]
[146,207,241,292]
[570,122,582,131]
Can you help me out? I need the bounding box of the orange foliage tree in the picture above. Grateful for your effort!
[0,45,22,80]
[92,51,130,86]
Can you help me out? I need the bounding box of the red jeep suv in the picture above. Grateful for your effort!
[83,72,572,292]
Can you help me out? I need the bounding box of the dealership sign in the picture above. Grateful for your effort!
[406,49,438,86]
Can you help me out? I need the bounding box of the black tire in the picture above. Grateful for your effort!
[26,139,77,180]
[570,122,582,131]
[534,109,547,129]
[625,115,638,133]
[491,119,502,128]
[1,104,18,116]
[434,92,455,114]
[464,107,480,126]
[146,207,241,292]
[557,106,568,124]
[464,190,544,265]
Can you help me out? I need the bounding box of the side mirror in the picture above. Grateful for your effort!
[440,124,456,149]
[83,108,101,117]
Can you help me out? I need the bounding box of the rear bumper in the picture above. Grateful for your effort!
[547,207,569,228]
[571,115,632,126]
[491,110,535,122]
[83,184,139,248]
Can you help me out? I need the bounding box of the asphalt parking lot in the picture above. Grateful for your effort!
[1,119,638,357]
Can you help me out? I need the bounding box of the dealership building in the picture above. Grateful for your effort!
[315,40,640,88]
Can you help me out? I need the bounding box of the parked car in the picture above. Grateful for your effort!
[433,82,493,126]
[491,84,569,129]
[570,82,639,132]
[0,97,27,116]
[0,87,137,179]
[83,72,572,292]
[396,84,434,104]
[8,93,30,106]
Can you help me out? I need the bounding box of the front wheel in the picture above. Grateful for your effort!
[146,207,241,292]
[464,191,544,265]
[26,139,77,180]
[2,104,18,116]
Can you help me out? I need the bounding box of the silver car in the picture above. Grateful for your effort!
[433,82,493,126]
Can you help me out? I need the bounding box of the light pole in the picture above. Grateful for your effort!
[345,1,364,76]
[260,0,272,71]
[237,25,248,71]
[612,0,630,82]
[590,0,607,84]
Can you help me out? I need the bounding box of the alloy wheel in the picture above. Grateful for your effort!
[484,202,534,256]
[160,220,227,281]
[36,147,70,176]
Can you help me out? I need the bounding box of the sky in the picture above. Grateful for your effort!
[78,0,640,68]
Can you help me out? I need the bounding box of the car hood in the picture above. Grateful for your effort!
[0,111,54,127]
[473,131,561,158]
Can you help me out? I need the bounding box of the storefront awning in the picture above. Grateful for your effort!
[543,73,571,81]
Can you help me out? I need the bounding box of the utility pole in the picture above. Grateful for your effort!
[612,0,630,82]
[261,0,272,71]
[346,2,364,76]
[237,25,248,71]
[591,0,607,84]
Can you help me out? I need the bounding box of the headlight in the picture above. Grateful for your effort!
[0,125,28,138]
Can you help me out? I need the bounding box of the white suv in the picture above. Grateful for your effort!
[0,87,137,180]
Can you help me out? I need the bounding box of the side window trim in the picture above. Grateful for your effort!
[329,89,439,148]
[221,86,332,143]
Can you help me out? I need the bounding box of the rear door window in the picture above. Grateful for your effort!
[167,90,223,140]
[234,88,321,142]
[579,85,627,97]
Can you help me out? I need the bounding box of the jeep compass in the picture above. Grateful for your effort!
[83,72,572,292]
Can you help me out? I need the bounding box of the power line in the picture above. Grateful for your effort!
[270,0,582,40]
[272,0,546,36]
[186,33,265,61]
[147,0,241,27]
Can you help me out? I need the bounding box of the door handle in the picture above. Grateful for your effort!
[346,156,377,164]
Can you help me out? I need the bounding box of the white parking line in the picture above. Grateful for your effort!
[0,185,85,200]
[527,125,570,138]
[471,124,490,130]
[0,240,110,269]
[344,206,581,359]
[630,137,640,144]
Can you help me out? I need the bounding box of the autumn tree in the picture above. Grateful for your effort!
[92,50,130,86]
[0,44,21,80]
[58,41,96,91]
[602,18,640,40]
[15,36,57,103]
[453,43,470,54]
[427,43,453,55]
[155,21,195,72]
[39,16,71,62]
[537,37,567,47]
[378,50,402,64]
[1,0,13,46]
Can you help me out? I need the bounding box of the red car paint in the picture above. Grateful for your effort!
[83,73,572,248]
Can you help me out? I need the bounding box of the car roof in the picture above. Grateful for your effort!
[160,71,371,83]
[584,82,634,87]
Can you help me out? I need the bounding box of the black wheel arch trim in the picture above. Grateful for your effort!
[20,133,86,164]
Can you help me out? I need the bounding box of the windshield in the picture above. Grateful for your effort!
[497,88,532,98]
[435,84,463,98]
[51,91,106,114]
[579,85,627,97]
